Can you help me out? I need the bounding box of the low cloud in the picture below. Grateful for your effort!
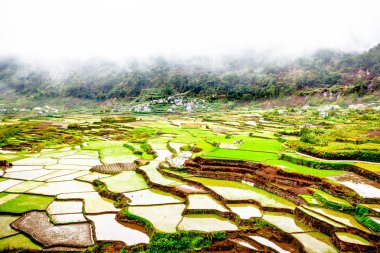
[1,0,380,64]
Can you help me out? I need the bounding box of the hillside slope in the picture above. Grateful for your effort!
[0,44,379,104]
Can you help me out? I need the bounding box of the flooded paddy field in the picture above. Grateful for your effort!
[328,172,380,199]
[0,111,379,252]
[177,214,238,232]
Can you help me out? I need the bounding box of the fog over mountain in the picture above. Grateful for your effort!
[1,0,380,64]
[0,0,379,106]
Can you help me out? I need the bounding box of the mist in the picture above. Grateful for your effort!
[1,0,380,65]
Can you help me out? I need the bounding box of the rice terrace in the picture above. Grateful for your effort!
[1,0,380,252]
[0,106,379,252]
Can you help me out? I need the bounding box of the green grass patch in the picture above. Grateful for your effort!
[312,189,352,206]
[238,137,283,152]
[0,193,9,199]
[83,140,125,150]
[172,134,203,144]
[0,215,19,238]
[99,146,133,157]
[299,194,321,205]
[75,149,99,157]
[132,231,226,253]
[0,233,42,251]
[194,141,215,157]
[280,153,352,169]
[355,162,380,173]
[265,159,345,177]
[0,194,54,213]
[0,154,28,163]
[119,208,154,235]
[100,171,148,193]
[286,140,380,162]
[204,149,278,162]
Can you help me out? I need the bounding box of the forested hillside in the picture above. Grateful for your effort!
[0,44,379,102]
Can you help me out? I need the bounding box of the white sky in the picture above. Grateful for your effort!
[1,0,380,63]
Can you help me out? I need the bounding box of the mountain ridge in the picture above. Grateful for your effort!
[0,44,379,104]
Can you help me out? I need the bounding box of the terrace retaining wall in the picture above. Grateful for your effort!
[184,165,307,207]
[281,153,380,183]
[294,207,379,243]
[331,233,377,252]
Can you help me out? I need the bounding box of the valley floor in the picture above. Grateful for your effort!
[0,107,379,252]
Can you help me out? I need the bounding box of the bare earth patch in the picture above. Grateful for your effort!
[12,211,93,248]
[90,163,137,174]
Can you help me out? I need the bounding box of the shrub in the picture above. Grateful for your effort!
[67,123,80,129]
[310,193,380,232]
[285,141,380,162]
[131,231,226,253]
[133,150,143,155]
[123,143,135,152]
[278,129,300,136]
[313,193,353,212]
[119,209,154,235]
[249,218,277,229]
[92,180,125,207]
[101,116,136,123]
[167,142,177,155]
[354,206,380,232]
[180,145,193,151]
[300,127,328,146]
[140,143,154,154]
